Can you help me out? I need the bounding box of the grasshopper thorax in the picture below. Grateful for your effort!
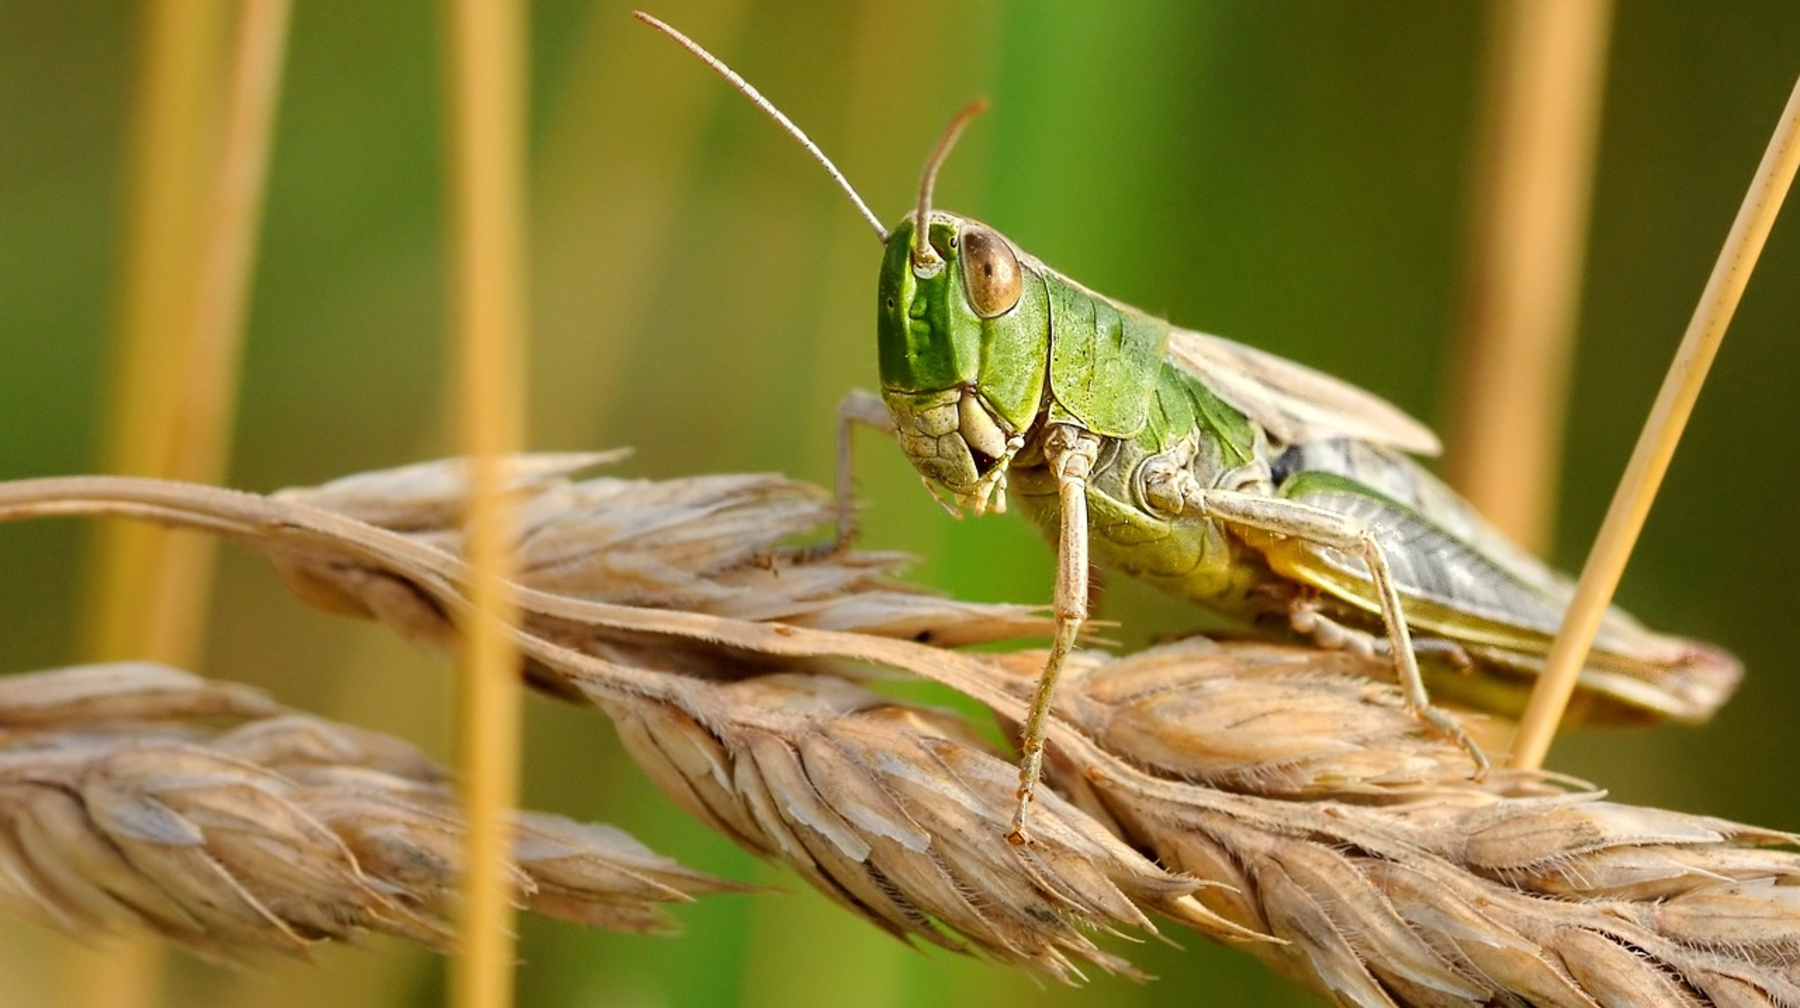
[876,212,1051,506]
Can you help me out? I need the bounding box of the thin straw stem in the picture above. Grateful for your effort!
[1510,71,1800,770]
[83,0,289,665]
[1445,0,1612,554]
[71,3,290,1006]
[441,1,530,1006]
[81,6,219,666]
[177,0,290,528]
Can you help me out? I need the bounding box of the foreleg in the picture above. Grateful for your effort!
[822,388,895,552]
[1008,423,1101,845]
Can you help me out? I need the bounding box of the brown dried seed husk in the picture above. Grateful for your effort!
[1549,926,1707,1008]
[78,742,427,955]
[1025,637,1556,804]
[1654,878,1800,959]
[1439,796,1800,899]
[508,813,747,934]
[1358,858,1599,1008]
[211,713,451,784]
[1689,970,1794,1008]
[272,452,628,532]
[1260,836,1488,1004]
[0,776,198,937]
[0,664,742,960]
[0,662,276,732]
[1070,724,1800,1007]
[987,634,1800,1005]
[591,666,1257,982]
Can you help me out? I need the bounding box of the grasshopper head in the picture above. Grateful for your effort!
[875,212,1050,504]
[632,20,1048,506]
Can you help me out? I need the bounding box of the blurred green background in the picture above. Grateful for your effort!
[2,2,1797,1007]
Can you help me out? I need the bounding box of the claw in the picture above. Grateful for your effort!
[921,478,964,518]
[1420,705,1491,780]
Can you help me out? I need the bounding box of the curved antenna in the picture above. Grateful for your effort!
[634,11,887,242]
[910,98,990,269]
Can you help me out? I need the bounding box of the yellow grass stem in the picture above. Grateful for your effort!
[83,0,288,665]
[82,4,218,666]
[176,0,290,521]
[1445,0,1613,555]
[442,1,530,1007]
[1510,71,1800,770]
[71,3,290,1006]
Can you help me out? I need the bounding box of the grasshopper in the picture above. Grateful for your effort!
[637,13,1742,844]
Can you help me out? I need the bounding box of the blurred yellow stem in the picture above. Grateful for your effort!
[1510,70,1800,770]
[442,1,529,1007]
[1445,0,1613,555]
[73,1,290,1006]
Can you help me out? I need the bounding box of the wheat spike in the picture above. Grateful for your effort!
[0,458,1794,1003]
[0,662,742,961]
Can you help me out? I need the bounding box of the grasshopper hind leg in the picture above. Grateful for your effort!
[1188,488,1491,779]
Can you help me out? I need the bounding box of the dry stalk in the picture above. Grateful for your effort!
[0,662,742,962]
[0,456,1794,1003]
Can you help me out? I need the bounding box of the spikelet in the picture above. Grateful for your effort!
[270,454,1054,649]
[593,668,1258,981]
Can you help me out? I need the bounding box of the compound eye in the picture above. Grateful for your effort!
[959,224,1022,318]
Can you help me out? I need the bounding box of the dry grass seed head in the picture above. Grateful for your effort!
[5,460,1800,1002]
[272,455,1053,649]
[595,668,1258,981]
[0,662,740,960]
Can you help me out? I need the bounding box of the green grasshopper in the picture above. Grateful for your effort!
[637,13,1741,843]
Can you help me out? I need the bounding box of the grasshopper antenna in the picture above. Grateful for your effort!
[634,11,888,243]
[910,98,990,270]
